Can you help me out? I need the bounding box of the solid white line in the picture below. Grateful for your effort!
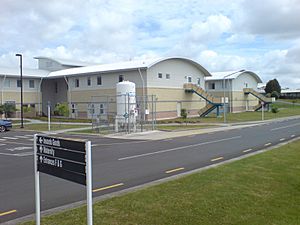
[271,123,300,131]
[93,140,149,146]
[118,136,242,161]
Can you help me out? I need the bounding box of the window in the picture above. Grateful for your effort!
[71,104,77,114]
[197,78,201,86]
[75,78,79,88]
[209,82,215,90]
[17,80,21,88]
[55,82,58,93]
[100,103,104,114]
[97,76,102,85]
[158,73,162,78]
[87,77,91,86]
[29,80,35,88]
[4,79,10,87]
[187,76,192,83]
[119,75,124,82]
[166,74,170,79]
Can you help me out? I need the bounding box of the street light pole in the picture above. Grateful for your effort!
[16,53,24,128]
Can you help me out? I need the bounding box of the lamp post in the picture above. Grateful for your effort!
[16,53,24,128]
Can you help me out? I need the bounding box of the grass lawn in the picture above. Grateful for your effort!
[21,140,300,225]
[14,124,90,131]
[157,124,216,131]
[159,102,300,124]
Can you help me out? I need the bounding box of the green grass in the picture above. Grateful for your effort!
[157,124,216,131]
[21,140,300,225]
[14,124,90,131]
[27,116,92,123]
[159,102,300,124]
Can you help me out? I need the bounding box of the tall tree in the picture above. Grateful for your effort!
[265,79,281,94]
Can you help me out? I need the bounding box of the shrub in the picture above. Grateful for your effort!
[181,108,187,119]
[54,103,69,117]
[271,105,279,114]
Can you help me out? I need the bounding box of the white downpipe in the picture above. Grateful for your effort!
[64,76,72,116]
[38,77,44,115]
[1,75,6,105]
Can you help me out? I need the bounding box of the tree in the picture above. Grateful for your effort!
[54,103,69,117]
[265,79,281,95]
[0,103,17,119]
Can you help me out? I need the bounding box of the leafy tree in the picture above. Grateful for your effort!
[54,103,69,117]
[265,79,281,95]
[0,103,17,119]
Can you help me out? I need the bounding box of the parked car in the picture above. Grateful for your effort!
[0,119,12,132]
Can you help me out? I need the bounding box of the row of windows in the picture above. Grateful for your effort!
[4,79,35,88]
[74,75,124,88]
[157,73,201,86]
[158,73,170,79]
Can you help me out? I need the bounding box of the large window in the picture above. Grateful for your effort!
[75,78,79,88]
[29,80,35,88]
[119,75,124,82]
[97,76,102,85]
[17,80,21,88]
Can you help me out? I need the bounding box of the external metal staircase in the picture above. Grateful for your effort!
[243,88,273,111]
[184,83,222,117]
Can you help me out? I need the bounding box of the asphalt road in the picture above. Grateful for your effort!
[1,117,300,224]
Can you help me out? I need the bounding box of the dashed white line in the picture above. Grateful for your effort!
[279,138,285,141]
[243,148,253,153]
[264,143,272,146]
[119,136,241,161]
[291,135,296,138]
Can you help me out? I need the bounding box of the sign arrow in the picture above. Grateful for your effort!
[39,137,43,144]
[39,156,43,163]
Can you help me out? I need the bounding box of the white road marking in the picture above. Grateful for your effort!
[0,143,6,146]
[279,138,285,141]
[118,136,242,161]
[2,137,18,140]
[243,148,253,153]
[14,136,30,139]
[265,143,272,146]
[93,140,149,146]
[291,135,296,138]
[271,123,300,131]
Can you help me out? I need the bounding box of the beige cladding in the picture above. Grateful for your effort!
[2,91,40,106]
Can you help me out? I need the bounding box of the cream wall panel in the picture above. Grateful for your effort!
[147,59,206,89]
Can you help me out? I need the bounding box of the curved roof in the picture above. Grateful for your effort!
[206,70,263,83]
[48,57,211,78]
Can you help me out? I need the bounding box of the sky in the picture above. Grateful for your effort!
[0,0,300,88]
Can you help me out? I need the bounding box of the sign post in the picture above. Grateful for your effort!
[34,134,93,225]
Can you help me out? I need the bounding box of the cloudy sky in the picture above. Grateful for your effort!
[1,0,300,88]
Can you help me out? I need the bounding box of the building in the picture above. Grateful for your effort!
[1,56,211,119]
[205,70,271,112]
